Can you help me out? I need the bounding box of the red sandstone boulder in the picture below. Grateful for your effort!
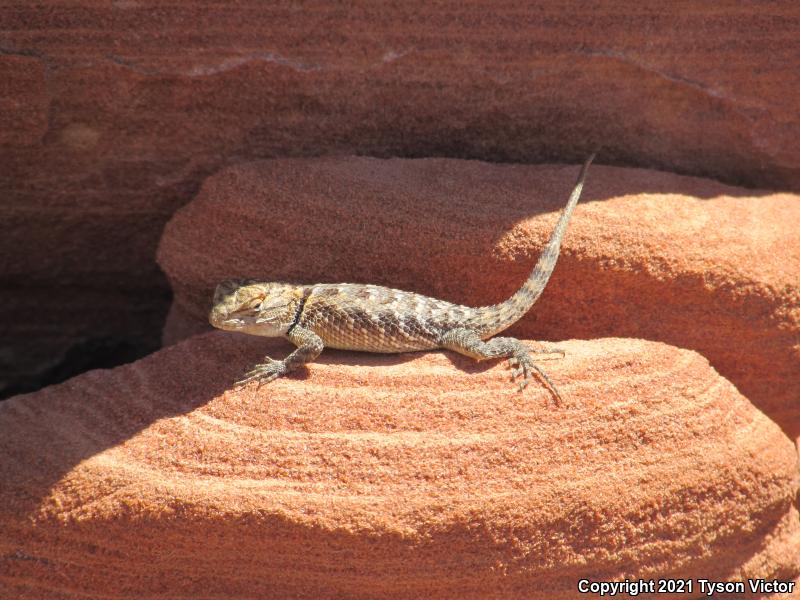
[1,333,797,598]
[157,158,800,437]
[3,3,800,396]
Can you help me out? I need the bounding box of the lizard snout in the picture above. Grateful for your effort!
[209,306,228,328]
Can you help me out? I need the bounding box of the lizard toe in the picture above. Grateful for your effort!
[235,358,287,387]
[532,345,566,360]
[234,374,258,387]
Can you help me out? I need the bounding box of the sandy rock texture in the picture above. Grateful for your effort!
[1,333,797,599]
[157,158,800,437]
[3,2,800,396]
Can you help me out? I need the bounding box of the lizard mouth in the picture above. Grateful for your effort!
[209,310,246,330]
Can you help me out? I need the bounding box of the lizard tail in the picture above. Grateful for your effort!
[472,153,595,338]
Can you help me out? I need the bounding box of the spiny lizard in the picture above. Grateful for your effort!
[209,155,594,400]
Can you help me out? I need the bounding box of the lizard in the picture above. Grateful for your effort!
[208,154,594,401]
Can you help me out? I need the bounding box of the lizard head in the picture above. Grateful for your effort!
[209,279,305,337]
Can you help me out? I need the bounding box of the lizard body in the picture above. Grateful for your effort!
[209,155,594,399]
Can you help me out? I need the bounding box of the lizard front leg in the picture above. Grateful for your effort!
[440,328,564,402]
[235,325,324,387]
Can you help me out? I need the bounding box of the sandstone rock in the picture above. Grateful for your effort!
[1,333,797,598]
[3,2,800,397]
[0,55,48,146]
[0,285,168,399]
[157,158,800,437]
[161,301,211,346]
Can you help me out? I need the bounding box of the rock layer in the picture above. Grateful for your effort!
[157,158,800,437]
[1,333,798,599]
[3,2,800,396]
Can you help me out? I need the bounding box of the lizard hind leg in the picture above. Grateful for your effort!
[439,328,564,403]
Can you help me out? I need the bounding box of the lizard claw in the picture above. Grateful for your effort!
[234,357,287,388]
[507,350,561,403]
[508,352,533,388]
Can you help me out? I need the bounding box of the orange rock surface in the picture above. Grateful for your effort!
[157,158,800,437]
[3,2,800,396]
[1,333,798,598]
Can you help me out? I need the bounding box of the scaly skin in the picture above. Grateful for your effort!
[209,155,594,401]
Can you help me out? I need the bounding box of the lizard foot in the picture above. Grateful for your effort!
[508,348,563,403]
[234,357,288,388]
[439,329,565,401]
